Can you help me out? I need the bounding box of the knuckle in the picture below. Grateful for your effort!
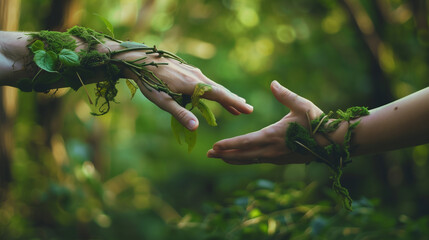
[175,108,189,121]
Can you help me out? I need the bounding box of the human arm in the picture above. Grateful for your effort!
[207,81,429,164]
[0,30,253,130]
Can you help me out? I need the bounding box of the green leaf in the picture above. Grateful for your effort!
[120,41,149,49]
[58,49,80,66]
[191,83,212,108]
[197,100,217,126]
[29,40,45,53]
[171,116,184,144]
[125,79,138,99]
[171,115,197,152]
[33,50,58,72]
[94,13,115,38]
[184,127,197,152]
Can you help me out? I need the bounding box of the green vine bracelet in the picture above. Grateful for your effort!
[19,26,217,151]
[286,106,370,211]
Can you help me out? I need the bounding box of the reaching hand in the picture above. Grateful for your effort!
[207,80,323,165]
[119,50,253,131]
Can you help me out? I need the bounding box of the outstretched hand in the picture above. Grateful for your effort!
[119,50,253,131]
[207,80,323,165]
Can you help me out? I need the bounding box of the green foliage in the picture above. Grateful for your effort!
[33,50,58,73]
[197,100,217,126]
[6,0,429,239]
[171,83,217,151]
[286,107,370,211]
[125,79,138,99]
[191,83,211,108]
[58,49,80,67]
[171,117,197,152]
[94,13,115,38]
[67,25,105,50]
[31,30,77,52]
[29,39,45,52]
[120,41,149,48]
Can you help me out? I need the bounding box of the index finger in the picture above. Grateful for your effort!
[203,84,253,114]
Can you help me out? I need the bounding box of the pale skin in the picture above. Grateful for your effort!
[207,80,429,165]
[0,31,253,130]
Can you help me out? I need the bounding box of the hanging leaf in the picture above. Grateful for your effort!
[120,41,150,49]
[33,50,58,73]
[197,100,217,126]
[191,83,212,108]
[171,116,184,144]
[58,49,80,66]
[125,79,138,99]
[94,13,115,38]
[171,115,197,152]
[184,127,197,152]
[29,40,45,53]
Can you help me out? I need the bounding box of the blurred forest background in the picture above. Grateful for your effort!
[1,0,429,239]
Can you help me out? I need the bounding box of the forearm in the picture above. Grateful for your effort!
[0,31,124,88]
[0,31,35,86]
[326,87,429,156]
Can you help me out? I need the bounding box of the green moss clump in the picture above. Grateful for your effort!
[79,50,109,67]
[31,31,77,53]
[67,26,105,50]
[286,106,370,211]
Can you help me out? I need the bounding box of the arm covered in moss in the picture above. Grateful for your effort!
[207,81,429,164]
[0,30,253,130]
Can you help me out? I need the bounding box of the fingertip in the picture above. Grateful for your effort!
[212,143,223,151]
[270,80,281,93]
[245,103,253,113]
[186,119,199,131]
[207,149,216,158]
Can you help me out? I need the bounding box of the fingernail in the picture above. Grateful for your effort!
[246,103,253,110]
[187,120,197,130]
[272,80,279,88]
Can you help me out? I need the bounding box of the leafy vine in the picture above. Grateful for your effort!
[286,107,370,210]
[20,25,217,151]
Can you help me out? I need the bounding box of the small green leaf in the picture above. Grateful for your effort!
[29,40,45,53]
[171,115,197,152]
[120,41,149,49]
[58,49,80,66]
[171,116,184,144]
[184,128,197,152]
[34,50,58,72]
[125,79,138,99]
[191,83,212,108]
[94,13,115,38]
[197,100,217,126]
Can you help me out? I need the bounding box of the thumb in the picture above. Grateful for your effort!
[172,107,199,131]
[270,80,304,111]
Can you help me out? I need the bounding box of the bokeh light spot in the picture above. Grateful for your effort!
[276,25,296,44]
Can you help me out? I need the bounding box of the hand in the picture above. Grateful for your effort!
[207,80,323,165]
[118,50,253,131]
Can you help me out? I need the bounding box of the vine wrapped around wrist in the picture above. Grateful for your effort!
[20,26,186,115]
[19,25,217,152]
[285,106,370,211]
